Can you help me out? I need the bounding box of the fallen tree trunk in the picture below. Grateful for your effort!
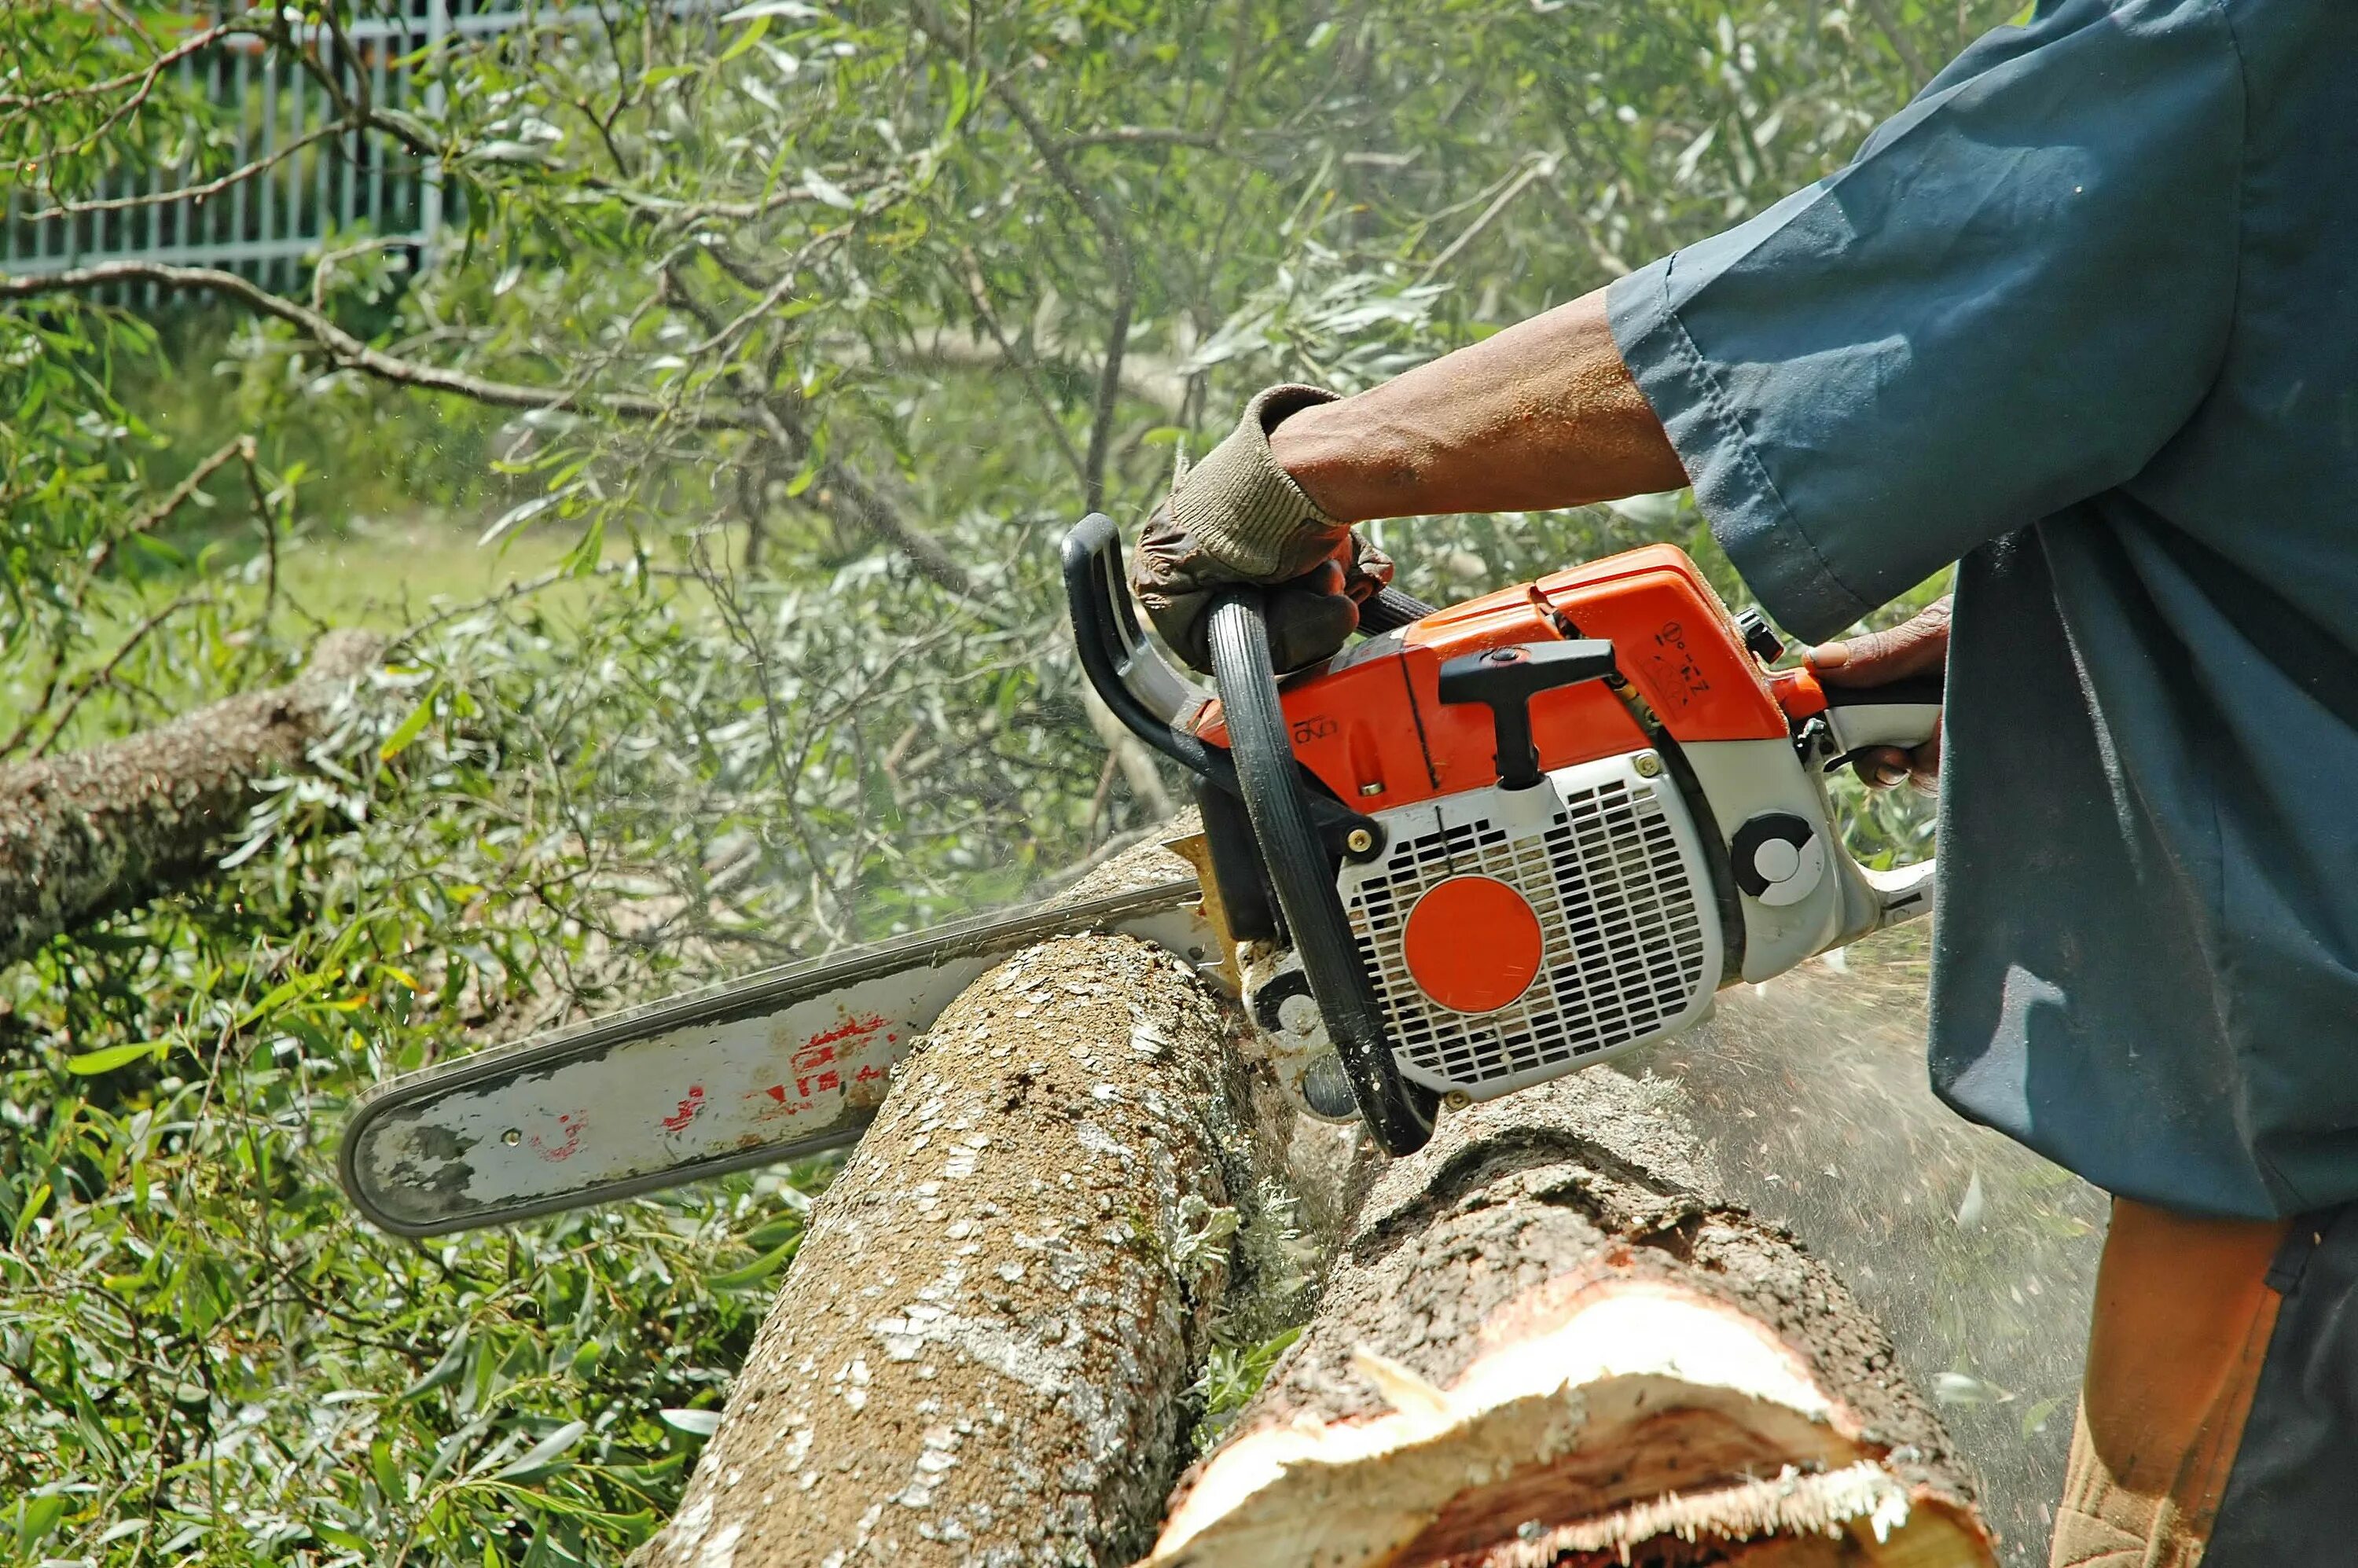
[1145,1067,1997,1567]
[638,847,1298,1568]
[0,630,383,967]
[639,841,1998,1567]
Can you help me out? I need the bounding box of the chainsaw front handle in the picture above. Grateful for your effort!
[1205,589,1438,1156]
[1063,512,1212,733]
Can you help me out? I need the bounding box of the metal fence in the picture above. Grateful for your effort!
[1,2,538,293]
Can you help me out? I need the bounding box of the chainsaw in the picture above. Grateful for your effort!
[340,516,1939,1235]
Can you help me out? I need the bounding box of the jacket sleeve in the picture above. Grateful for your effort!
[1607,0,2245,641]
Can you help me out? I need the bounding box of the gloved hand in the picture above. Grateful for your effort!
[1129,384,1392,673]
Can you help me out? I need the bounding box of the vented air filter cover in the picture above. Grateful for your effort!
[1337,753,1723,1100]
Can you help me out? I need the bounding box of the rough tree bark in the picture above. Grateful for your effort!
[0,630,383,966]
[1144,1067,1996,1567]
[641,843,2000,1568]
[638,842,1298,1568]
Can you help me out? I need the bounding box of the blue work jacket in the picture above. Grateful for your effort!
[1610,0,2358,1218]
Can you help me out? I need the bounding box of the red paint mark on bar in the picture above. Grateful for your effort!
[532,1112,584,1161]
[804,1013,889,1052]
[660,1085,706,1132]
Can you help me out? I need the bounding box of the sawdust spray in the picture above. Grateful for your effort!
[1620,924,2105,1566]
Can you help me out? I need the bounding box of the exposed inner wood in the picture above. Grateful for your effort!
[1144,1069,1996,1568]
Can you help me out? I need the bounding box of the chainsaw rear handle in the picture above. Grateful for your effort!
[1205,591,1438,1155]
[1814,674,1943,930]
[1820,673,1945,761]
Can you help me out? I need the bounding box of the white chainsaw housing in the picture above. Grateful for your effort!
[1335,751,1723,1101]
[1245,737,1931,1110]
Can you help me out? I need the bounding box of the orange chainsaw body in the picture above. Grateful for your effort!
[1196,544,1797,809]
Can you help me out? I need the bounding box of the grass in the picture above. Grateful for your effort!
[0,513,657,753]
[270,515,619,630]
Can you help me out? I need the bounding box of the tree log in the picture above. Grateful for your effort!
[1643,946,2103,1562]
[0,630,384,967]
[1144,1068,1997,1568]
[638,846,1296,1568]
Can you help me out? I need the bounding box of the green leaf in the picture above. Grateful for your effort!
[497,1419,588,1482]
[401,1328,471,1401]
[706,1232,800,1288]
[717,13,769,62]
[315,1522,372,1551]
[380,684,440,762]
[658,1408,721,1438]
[64,1039,163,1075]
[371,1438,404,1504]
[564,517,605,578]
[15,1493,66,1551]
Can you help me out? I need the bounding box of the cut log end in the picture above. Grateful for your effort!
[1147,1272,1990,1566]
[1144,1072,1998,1568]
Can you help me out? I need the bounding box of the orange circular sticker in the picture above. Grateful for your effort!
[1401,874,1544,1015]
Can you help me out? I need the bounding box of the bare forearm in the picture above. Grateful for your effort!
[1268,286,1688,523]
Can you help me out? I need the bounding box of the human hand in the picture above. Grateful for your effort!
[1132,505,1392,673]
[1807,597,1949,789]
[1129,384,1390,673]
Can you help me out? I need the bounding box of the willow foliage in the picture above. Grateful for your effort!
[1,0,1986,1561]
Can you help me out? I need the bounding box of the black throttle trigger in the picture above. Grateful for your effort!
[1438,641,1618,790]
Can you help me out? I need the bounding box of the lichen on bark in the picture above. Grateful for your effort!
[638,832,1298,1567]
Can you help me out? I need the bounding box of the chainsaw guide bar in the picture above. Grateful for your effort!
[340,877,1214,1236]
[340,516,1941,1237]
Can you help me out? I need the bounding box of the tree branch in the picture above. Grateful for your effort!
[1052,126,1225,154]
[0,263,752,431]
[81,436,252,589]
[659,266,978,597]
[909,0,1137,510]
[988,79,1136,510]
[1416,152,1558,287]
[957,251,1089,490]
[1854,0,1930,83]
[32,593,206,760]
[16,122,344,218]
[0,20,232,112]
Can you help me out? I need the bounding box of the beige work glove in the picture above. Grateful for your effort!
[1129,384,1393,674]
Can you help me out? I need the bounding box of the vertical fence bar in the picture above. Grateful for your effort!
[316,20,340,263]
[421,0,450,267]
[384,13,406,246]
[261,48,280,290]
[143,56,163,307]
[340,17,362,240]
[371,25,391,234]
[230,42,251,277]
[288,47,307,289]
